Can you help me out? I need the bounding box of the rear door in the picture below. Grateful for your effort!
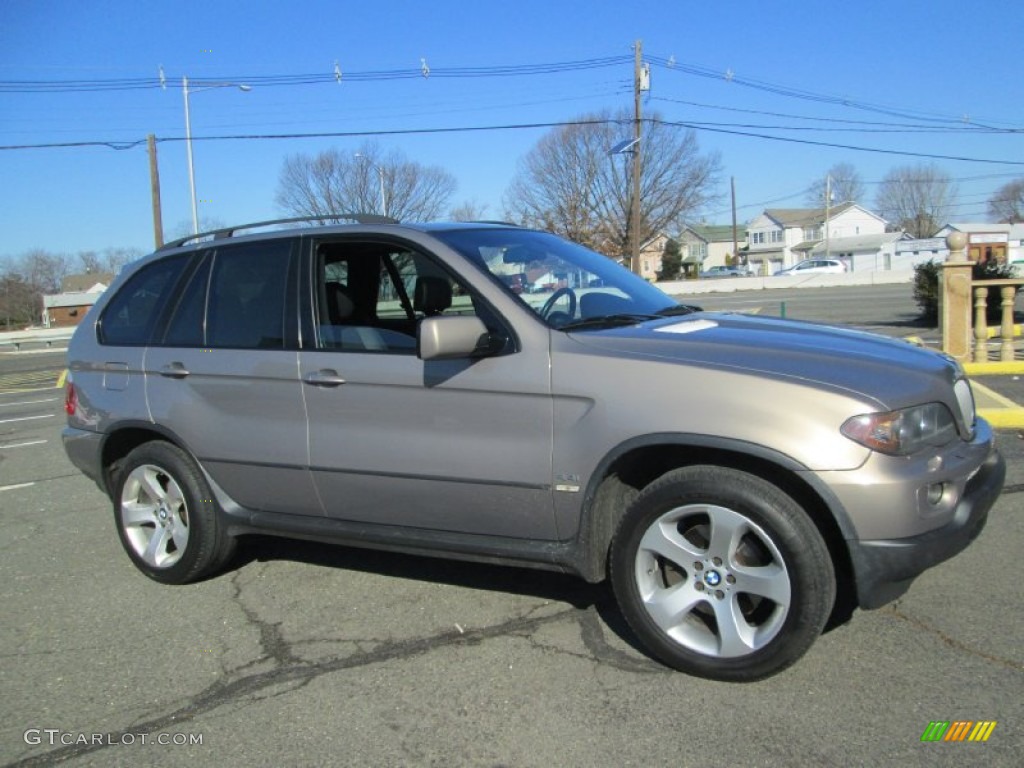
[144,238,320,515]
[299,236,557,539]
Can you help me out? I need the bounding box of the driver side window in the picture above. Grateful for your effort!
[312,241,514,355]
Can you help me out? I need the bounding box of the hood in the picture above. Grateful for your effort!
[566,312,958,410]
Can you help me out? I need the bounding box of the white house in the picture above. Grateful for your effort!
[746,203,887,274]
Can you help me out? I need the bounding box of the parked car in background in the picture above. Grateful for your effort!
[775,259,847,276]
[700,265,747,278]
[62,216,1004,682]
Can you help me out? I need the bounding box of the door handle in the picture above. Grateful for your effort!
[159,362,190,379]
[304,369,347,387]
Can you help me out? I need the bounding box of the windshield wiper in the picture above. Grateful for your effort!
[655,304,703,317]
[560,313,662,331]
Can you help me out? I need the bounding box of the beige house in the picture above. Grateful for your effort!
[678,224,743,271]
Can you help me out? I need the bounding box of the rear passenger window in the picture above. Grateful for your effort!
[162,252,211,346]
[99,254,189,346]
[206,241,291,349]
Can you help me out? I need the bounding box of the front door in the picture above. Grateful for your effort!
[299,238,557,539]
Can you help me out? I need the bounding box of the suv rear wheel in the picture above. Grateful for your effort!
[609,465,835,681]
[113,441,236,584]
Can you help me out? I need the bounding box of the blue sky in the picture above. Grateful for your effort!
[1,0,1022,259]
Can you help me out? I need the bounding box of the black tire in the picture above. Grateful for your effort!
[609,465,835,681]
[113,441,236,585]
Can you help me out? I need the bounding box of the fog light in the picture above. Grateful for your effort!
[927,483,945,505]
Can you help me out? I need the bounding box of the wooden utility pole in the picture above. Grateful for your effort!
[824,173,831,261]
[630,40,643,276]
[731,177,739,269]
[148,134,164,248]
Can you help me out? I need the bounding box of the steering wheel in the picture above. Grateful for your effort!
[540,287,577,324]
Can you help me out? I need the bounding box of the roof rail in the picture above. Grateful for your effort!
[158,213,400,251]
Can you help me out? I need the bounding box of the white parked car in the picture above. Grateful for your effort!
[775,259,847,276]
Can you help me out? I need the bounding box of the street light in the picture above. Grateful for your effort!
[183,76,251,235]
[354,153,388,218]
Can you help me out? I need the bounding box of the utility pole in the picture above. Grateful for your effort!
[630,39,644,276]
[148,134,164,248]
[731,177,739,270]
[824,173,832,260]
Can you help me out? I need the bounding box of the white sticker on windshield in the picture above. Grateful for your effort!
[654,319,719,334]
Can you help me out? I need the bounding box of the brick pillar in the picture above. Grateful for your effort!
[941,232,974,362]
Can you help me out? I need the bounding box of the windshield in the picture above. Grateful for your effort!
[433,228,680,329]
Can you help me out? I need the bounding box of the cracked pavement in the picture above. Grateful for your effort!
[1,376,1022,766]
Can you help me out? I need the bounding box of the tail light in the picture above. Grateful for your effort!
[64,377,77,416]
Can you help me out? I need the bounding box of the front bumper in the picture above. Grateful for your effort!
[848,447,1006,609]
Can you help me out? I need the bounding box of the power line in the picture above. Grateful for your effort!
[652,95,1017,134]
[0,56,632,93]
[4,117,1021,168]
[658,118,1024,166]
[648,56,1022,131]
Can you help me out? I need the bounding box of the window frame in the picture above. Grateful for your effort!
[300,234,518,356]
[98,253,192,347]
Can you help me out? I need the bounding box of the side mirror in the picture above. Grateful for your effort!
[418,316,491,360]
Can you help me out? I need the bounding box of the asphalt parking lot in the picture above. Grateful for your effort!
[2,336,1022,767]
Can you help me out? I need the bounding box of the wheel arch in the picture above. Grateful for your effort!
[575,433,857,617]
[99,420,195,496]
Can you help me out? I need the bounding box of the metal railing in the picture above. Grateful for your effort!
[0,327,74,351]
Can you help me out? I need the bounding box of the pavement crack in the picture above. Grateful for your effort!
[882,603,1024,672]
[5,606,582,767]
[229,571,301,668]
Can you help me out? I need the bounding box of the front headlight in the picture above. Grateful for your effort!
[841,403,959,456]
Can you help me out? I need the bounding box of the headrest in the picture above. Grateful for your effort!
[326,282,355,320]
[414,276,452,315]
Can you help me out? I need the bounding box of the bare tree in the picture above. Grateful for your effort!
[275,142,456,223]
[449,200,490,221]
[504,109,721,259]
[805,163,865,206]
[19,249,70,295]
[168,217,228,241]
[875,164,958,237]
[988,178,1024,224]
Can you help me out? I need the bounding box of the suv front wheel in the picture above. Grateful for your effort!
[113,441,236,585]
[609,465,835,681]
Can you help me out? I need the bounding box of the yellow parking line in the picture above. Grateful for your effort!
[972,380,1020,409]
[57,369,67,388]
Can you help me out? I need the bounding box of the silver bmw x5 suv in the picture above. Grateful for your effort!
[62,218,1005,681]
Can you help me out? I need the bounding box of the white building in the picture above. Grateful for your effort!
[934,222,1024,265]
[746,203,888,274]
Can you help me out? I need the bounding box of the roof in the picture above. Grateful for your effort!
[43,291,102,309]
[760,201,886,229]
[683,224,737,243]
[62,272,113,292]
[810,232,906,255]
[935,222,1024,241]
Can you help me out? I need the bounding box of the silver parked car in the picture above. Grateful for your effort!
[62,217,1004,681]
[775,258,847,276]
